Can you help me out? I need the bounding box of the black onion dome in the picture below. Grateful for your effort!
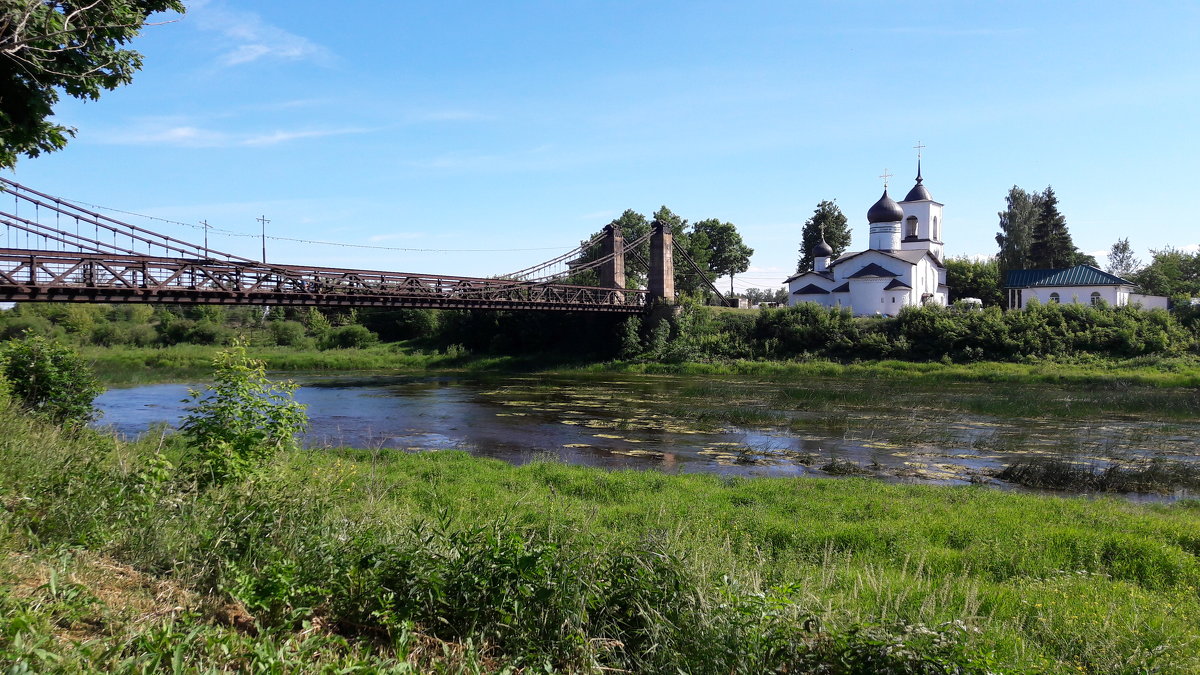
[903,161,932,201]
[903,180,931,202]
[867,190,903,223]
[813,239,833,257]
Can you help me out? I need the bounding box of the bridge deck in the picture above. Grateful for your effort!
[0,249,646,312]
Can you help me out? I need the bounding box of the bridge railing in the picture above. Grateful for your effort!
[0,249,649,311]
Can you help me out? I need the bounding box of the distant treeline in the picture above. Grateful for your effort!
[4,299,1200,363]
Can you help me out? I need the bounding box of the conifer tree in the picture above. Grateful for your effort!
[796,200,851,272]
[1028,187,1078,269]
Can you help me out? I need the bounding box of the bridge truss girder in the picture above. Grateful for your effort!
[0,250,648,313]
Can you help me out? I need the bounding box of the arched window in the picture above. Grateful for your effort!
[1091,291,1102,306]
[1049,292,1060,303]
[932,215,940,240]
[906,216,918,238]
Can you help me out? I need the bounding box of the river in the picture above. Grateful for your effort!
[93,371,1200,497]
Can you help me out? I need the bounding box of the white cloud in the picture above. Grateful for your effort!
[90,121,371,148]
[242,127,371,146]
[188,2,333,67]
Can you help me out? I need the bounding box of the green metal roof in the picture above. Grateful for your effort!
[1004,265,1133,289]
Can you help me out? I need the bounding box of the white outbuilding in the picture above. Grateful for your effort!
[1003,265,1167,309]
[784,165,948,315]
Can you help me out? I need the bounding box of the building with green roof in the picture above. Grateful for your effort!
[1003,264,1166,309]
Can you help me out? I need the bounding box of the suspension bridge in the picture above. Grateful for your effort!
[0,179,725,313]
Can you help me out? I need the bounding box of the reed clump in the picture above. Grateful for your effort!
[998,457,1200,494]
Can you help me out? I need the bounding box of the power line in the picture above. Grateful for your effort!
[58,196,579,253]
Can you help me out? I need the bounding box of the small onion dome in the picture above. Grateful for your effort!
[904,161,932,202]
[813,239,833,257]
[903,179,931,202]
[867,189,903,223]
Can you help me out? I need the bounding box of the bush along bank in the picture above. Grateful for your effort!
[2,342,1200,672]
[6,298,1200,366]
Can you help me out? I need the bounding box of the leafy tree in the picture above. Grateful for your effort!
[692,218,754,296]
[0,0,185,167]
[744,287,788,305]
[797,200,850,272]
[179,341,307,485]
[1106,237,1142,279]
[995,186,1037,277]
[0,334,101,425]
[1130,247,1200,298]
[945,256,1002,306]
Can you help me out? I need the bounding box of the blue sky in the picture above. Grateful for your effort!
[5,1,1199,293]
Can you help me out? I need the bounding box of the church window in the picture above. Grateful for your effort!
[906,216,918,238]
[1091,291,1102,306]
[932,216,940,240]
[1049,292,1060,303]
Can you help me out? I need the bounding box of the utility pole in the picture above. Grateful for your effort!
[257,215,270,262]
[200,219,210,253]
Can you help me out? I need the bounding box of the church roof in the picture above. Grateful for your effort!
[867,189,904,223]
[792,283,831,295]
[783,269,832,283]
[1004,265,1134,289]
[902,161,932,202]
[884,279,912,290]
[828,247,943,271]
[831,282,850,293]
[813,239,833,257]
[847,262,900,278]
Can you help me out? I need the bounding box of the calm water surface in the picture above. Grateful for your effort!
[93,372,1200,497]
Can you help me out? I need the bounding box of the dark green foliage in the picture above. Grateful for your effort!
[0,334,101,425]
[945,256,1002,306]
[0,314,59,340]
[319,324,378,350]
[1028,187,1076,269]
[1131,247,1200,298]
[0,0,186,167]
[756,303,861,358]
[268,320,308,347]
[798,200,852,272]
[627,301,1196,364]
[436,309,630,358]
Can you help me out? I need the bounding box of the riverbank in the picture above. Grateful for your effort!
[82,343,1200,387]
[2,403,1199,671]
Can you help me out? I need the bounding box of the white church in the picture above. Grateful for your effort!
[784,164,948,315]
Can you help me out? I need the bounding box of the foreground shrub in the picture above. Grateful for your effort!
[0,334,102,426]
[179,341,307,485]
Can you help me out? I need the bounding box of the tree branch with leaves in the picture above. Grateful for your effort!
[0,0,184,167]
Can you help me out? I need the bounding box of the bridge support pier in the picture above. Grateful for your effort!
[600,222,625,290]
[648,219,674,302]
